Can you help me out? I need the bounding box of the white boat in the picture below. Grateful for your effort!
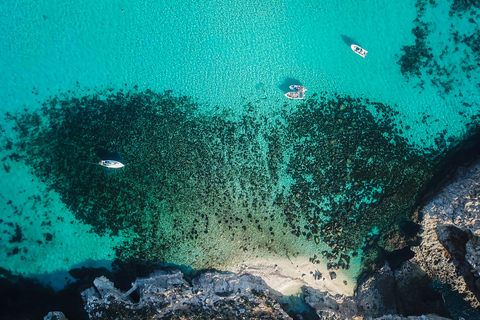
[99,160,125,168]
[351,44,367,58]
[285,85,307,99]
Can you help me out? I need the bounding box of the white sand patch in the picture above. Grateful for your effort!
[231,255,355,297]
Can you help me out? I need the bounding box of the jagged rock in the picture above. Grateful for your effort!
[73,266,457,320]
[356,264,397,318]
[382,230,410,253]
[82,270,291,319]
[412,158,480,309]
[394,261,449,316]
[93,276,121,298]
[355,262,449,319]
[43,311,68,320]
[303,286,359,320]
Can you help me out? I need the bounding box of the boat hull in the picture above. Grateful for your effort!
[351,44,367,58]
[285,85,307,99]
[99,160,125,168]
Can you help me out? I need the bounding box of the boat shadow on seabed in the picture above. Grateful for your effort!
[278,77,303,94]
[341,34,359,47]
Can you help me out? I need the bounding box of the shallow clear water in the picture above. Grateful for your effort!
[2,0,478,145]
[0,0,479,291]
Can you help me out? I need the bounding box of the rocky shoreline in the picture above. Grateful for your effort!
[412,157,480,310]
[45,268,450,320]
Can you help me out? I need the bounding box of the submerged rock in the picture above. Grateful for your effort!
[9,87,439,270]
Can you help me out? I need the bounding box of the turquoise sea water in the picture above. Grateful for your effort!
[1,0,479,293]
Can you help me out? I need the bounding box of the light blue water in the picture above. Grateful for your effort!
[1,0,479,291]
[2,0,477,146]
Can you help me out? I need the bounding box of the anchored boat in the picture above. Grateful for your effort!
[285,85,307,99]
[351,44,367,58]
[99,160,125,168]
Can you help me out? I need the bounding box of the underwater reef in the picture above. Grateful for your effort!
[281,92,435,271]
[398,0,480,101]
[5,86,450,276]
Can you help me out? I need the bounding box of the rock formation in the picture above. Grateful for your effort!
[412,158,480,309]
[76,266,454,320]
[41,265,456,319]
[81,270,291,319]
[354,261,449,319]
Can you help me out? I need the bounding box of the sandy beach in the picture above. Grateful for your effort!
[231,255,355,297]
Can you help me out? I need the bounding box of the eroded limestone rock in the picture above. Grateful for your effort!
[412,159,480,309]
[81,270,291,319]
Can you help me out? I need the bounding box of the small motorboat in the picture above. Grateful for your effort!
[351,44,367,58]
[285,85,307,99]
[99,160,125,168]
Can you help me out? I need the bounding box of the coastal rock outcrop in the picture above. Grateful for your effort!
[81,270,291,319]
[77,267,452,320]
[412,158,480,309]
[302,285,359,319]
[354,261,449,319]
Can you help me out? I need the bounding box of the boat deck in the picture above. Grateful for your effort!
[351,44,367,58]
[285,91,305,99]
[285,85,307,99]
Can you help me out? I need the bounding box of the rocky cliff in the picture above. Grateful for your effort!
[412,158,480,309]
